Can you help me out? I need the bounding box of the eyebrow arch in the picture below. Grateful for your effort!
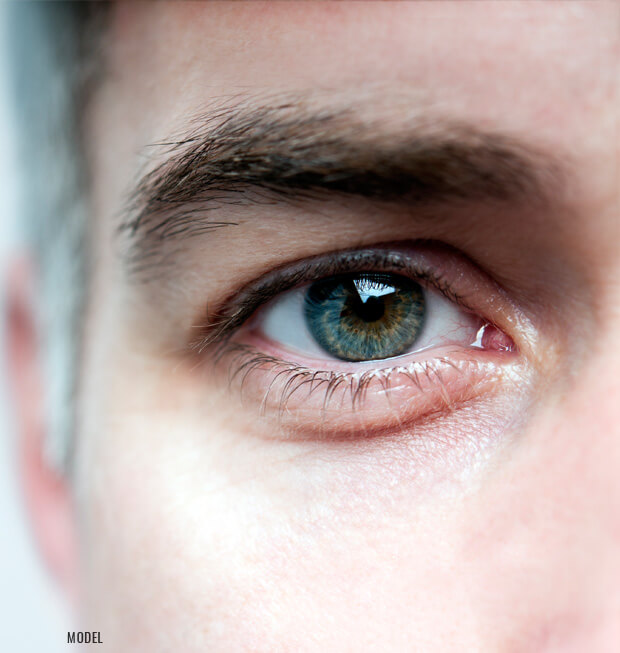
[119,97,565,273]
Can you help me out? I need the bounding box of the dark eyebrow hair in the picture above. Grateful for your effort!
[119,98,565,274]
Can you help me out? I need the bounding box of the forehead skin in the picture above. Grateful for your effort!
[77,2,620,651]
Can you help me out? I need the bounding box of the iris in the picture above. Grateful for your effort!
[304,272,426,361]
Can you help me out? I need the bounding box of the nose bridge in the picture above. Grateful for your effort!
[475,294,620,649]
[490,360,620,651]
[544,306,620,645]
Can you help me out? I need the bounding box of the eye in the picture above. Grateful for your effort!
[194,243,525,440]
[259,271,485,363]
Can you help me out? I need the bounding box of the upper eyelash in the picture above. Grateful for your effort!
[189,243,470,355]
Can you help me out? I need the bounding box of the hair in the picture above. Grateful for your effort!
[7,3,109,471]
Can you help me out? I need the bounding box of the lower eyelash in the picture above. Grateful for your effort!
[214,342,514,438]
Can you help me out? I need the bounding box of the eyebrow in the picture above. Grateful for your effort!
[120,98,565,274]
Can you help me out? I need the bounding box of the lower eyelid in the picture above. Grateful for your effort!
[214,342,523,441]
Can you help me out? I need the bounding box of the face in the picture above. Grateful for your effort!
[47,2,620,650]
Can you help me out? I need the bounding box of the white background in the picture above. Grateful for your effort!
[0,7,69,651]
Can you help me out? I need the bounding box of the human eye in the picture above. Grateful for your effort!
[191,242,531,441]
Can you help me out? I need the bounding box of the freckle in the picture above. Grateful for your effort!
[481,324,515,352]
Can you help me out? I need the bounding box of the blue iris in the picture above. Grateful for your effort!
[304,272,426,362]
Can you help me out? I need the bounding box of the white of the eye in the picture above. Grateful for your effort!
[258,283,480,363]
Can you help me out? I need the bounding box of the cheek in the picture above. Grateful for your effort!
[71,328,518,650]
[72,324,620,650]
[76,415,282,649]
[73,370,488,650]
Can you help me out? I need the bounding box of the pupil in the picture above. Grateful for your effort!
[305,271,426,362]
[349,293,386,323]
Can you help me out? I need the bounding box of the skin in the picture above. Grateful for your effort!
[7,1,620,651]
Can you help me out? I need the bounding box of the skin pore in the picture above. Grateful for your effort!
[11,2,620,651]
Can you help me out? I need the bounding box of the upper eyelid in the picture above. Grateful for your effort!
[188,242,492,355]
[121,96,567,281]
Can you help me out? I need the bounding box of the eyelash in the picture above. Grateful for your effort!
[190,243,518,433]
[218,342,493,419]
[191,245,471,354]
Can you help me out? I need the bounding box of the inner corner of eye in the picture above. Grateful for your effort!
[474,323,516,353]
[250,269,515,363]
